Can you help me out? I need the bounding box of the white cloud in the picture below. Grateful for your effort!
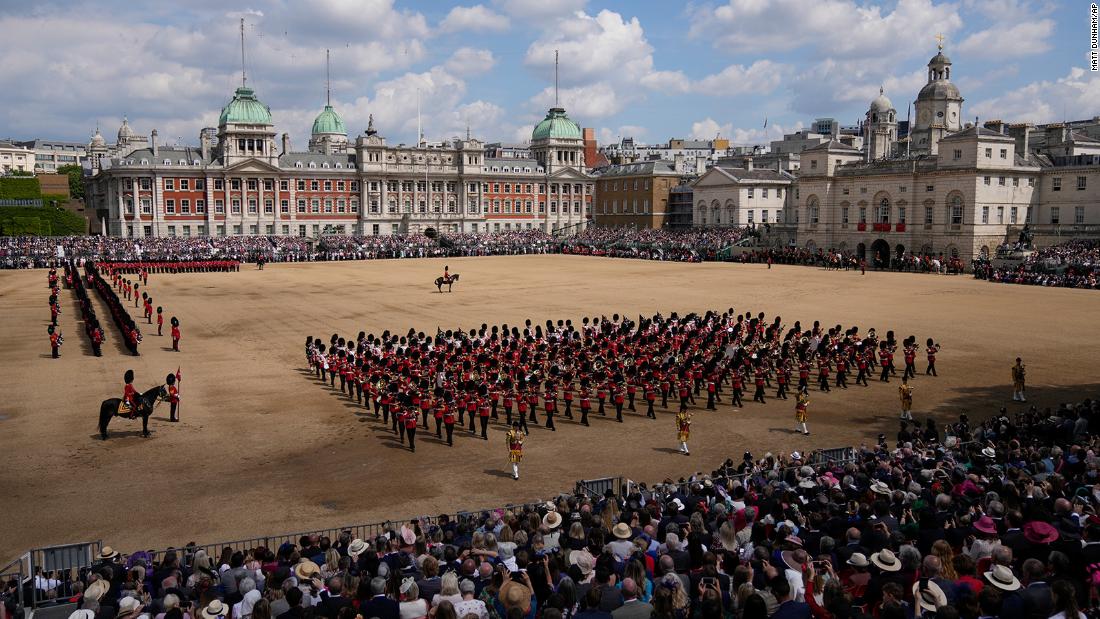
[525,10,656,87]
[439,5,510,32]
[443,48,497,76]
[528,82,622,119]
[494,0,587,19]
[787,61,925,118]
[957,18,1053,58]
[690,0,962,61]
[690,118,732,141]
[694,61,786,96]
[597,125,648,144]
[969,66,1100,124]
[690,118,806,146]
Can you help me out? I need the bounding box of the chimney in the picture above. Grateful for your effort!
[745,156,754,171]
[323,138,332,156]
[281,132,290,156]
[151,129,158,158]
[1008,123,1033,154]
[673,153,684,173]
[983,120,1005,135]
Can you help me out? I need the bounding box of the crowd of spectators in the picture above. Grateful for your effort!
[560,228,754,262]
[975,241,1100,290]
[7,397,1100,619]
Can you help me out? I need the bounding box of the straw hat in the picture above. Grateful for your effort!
[98,547,120,560]
[201,600,228,619]
[612,523,633,539]
[846,552,869,568]
[570,549,595,575]
[500,581,532,612]
[870,549,901,572]
[869,481,891,496]
[348,538,368,558]
[983,565,1021,591]
[543,511,563,530]
[116,597,144,618]
[981,447,997,459]
[69,611,97,619]
[913,580,947,612]
[293,560,320,581]
[84,579,109,603]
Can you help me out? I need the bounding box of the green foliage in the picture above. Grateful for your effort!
[56,164,85,199]
[0,206,85,236]
[41,193,69,206]
[0,177,41,199]
[8,170,34,177]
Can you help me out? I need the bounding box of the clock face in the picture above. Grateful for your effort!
[937,111,944,118]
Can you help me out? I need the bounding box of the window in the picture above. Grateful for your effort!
[297,199,306,213]
[1010,206,1018,223]
[926,185,934,192]
[264,179,273,191]
[1076,206,1086,224]
[1028,177,1035,187]
[264,200,274,214]
[250,225,258,235]
[747,188,754,198]
[141,199,152,214]
[841,206,849,225]
[247,179,257,191]
[810,160,818,169]
[311,199,320,213]
[1012,177,1019,187]
[165,178,175,190]
[1000,149,1007,159]
[141,178,152,190]
[165,199,175,214]
[1052,177,1062,191]
[213,179,223,190]
[858,207,867,223]
[981,206,989,224]
[983,176,991,185]
[248,199,257,214]
[179,179,189,190]
[761,209,768,223]
[181,199,190,214]
[998,176,1005,186]
[324,180,332,191]
[1077,176,1087,190]
[953,149,962,160]
[748,210,755,223]
[877,198,890,223]
[297,180,306,191]
[984,148,992,158]
[924,206,933,226]
[231,179,241,190]
[900,186,907,193]
[215,199,225,213]
[950,196,963,226]
[762,188,768,198]
[167,225,176,237]
[898,207,906,224]
[1050,206,1060,224]
[997,206,1004,224]
[324,199,334,213]
[280,200,289,213]
[310,180,319,191]
[280,180,289,191]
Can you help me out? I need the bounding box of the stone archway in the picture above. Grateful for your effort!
[856,242,867,259]
[871,238,890,268]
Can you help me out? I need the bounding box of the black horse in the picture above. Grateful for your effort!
[434,273,460,293]
[98,384,167,440]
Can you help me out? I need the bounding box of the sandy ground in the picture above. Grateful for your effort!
[1,256,1098,560]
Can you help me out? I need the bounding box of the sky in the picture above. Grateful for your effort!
[0,0,1097,151]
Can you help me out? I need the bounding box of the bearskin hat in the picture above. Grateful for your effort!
[124,369,135,383]
[170,317,179,326]
[166,373,176,385]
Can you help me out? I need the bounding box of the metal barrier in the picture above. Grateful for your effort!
[575,476,623,499]
[0,199,43,208]
[1,553,27,611]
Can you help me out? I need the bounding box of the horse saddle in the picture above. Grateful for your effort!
[118,402,135,417]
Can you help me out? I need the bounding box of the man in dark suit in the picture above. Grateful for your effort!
[611,578,653,619]
[319,577,354,619]
[769,575,810,619]
[1019,559,1052,619]
[276,587,306,619]
[835,528,867,568]
[358,577,399,619]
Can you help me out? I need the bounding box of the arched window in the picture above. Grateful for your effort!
[807,197,819,225]
[878,198,890,223]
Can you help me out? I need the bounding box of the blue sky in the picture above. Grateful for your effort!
[0,0,1096,150]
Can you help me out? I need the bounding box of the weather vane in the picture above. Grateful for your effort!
[935,33,945,50]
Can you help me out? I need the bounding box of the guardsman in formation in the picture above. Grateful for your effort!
[403,402,418,452]
[676,408,692,455]
[156,306,164,336]
[925,338,939,376]
[902,337,917,380]
[91,324,104,357]
[730,368,744,408]
[795,392,810,436]
[507,421,524,480]
[578,382,591,426]
[49,293,60,326]
[878,342,893,382]
[48,324,63,358]
[1012,357,1027,402]
[170,317,181,352]
[775,362,789,400]
[899,376,914,421]
[443,398,457,445]
[167,372,180,422]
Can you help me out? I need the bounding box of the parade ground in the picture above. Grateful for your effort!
[1,255,1097,559]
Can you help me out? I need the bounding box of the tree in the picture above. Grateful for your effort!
[56,164,85,199]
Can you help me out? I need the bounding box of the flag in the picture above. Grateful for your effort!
[763,116,768,129]
[176,366,182,392]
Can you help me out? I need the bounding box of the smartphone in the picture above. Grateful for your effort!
[701,577,717,587]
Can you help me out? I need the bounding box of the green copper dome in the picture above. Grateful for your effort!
[311,105,347,135]
[532,107,582,141]
[218,86,272,125]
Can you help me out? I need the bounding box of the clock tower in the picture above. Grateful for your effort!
[911,36,963,155]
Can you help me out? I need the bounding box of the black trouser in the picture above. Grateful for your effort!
[679,397,688,412]
[580,407,590,426]
[753,385,766,403]
[615,402,623,422]
[926,361,937,376]
[480,416,489,438]
[661,389,669,408]
[706,392,716,410]
[836,372,848,389]
[798,378,808,393]
[564,400,573,418]
[819,376,831,392]
[880,366,890,382]
[407,427,416,451]
[491,401,499,419]
[93,343,101,357]
[889,362,897,376]
[382,404,389,425]
[904,362,915,380]
[856,369,868,386]
[51,345,59,358]
[646,399,656,418]
[445,423,454,445]
[398,422,405,443]
[598,399,606,415]
[518,412,529,434]
[731,388,743,407]
[776,383,787,399]
[330,371,336,387]
[505,406,513,426]
[528,405,538,424]
[545,411,555,430]
[628,393,636,411]
[422,410,430,429]
[469,410,477,432]
[170,402,178,421]
[436,417,443,437]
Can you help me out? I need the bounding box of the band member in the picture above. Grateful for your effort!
[774,363,789,400]
[597,383,608,416]
[543,382,557,431]
[1012,357,1026,402]
[878,343,892,382]
[502,390,514,426]
[705,374,717,410]
[925,338,939,376]
[156,307,164,336]
[795,392,809,436]
[578,384,591,426]
[817,358,831,393]
[753,364,767,403]
[797,359,810,394]
[404,405,418,452]
[507,422,524,480]
[626,381,637,412]
[166,372,180,422]
[855,350,869,386]
[730,368,744,408]
[676,409,692,455]
[48,324,62,358]
[479,395,492,439]
[122,369,137,415]
[49,295,60,326]
[91,324,104,357]
[612,384,625,422]
[903,341,917,380]
[170,317,181,351]
[562,384,574,419]
[678,378,690,413]
[898,377,914,421]
[834,355,848,389]
[443,400,457,445]
[644,380,657,419]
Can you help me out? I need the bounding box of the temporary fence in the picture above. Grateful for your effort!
[575,476,623,499]
[0,541,102,612]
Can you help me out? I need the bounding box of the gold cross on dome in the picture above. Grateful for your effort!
[935,33,945,50]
